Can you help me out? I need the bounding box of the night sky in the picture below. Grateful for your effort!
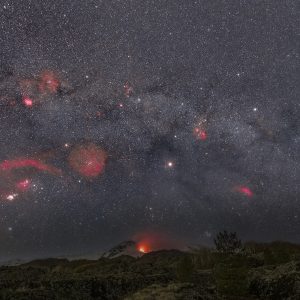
[0,0,299,260]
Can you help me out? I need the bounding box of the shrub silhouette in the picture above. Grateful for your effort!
[176,255,194,282]
[214,230,242,254]
[192,247,215,269]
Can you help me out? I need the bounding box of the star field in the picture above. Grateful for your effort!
[0,0,299,260]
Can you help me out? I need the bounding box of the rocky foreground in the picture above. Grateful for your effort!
[1,242,300,299]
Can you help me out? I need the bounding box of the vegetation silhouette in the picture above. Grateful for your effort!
[1,233,300,299]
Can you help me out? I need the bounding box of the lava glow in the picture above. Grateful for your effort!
[0,159,62,176]
[134,231,184,253]
[68,144,107,178]
[236,186,254,197]
[138,244,150,254]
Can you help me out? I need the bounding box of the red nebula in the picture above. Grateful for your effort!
[0,159,62,176]
[68,144,107,178]
[193,127,207,141]
[124,81,133,97]
[38,71,60,94]
[19,70,61,108]
[22,96,33,107]
[235,186,254,197]
[16,179,31,191]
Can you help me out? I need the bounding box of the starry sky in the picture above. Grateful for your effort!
[0,0,299,260]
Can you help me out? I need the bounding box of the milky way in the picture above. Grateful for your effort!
[0,0,299,260]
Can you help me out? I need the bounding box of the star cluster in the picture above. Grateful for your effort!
[0,0,299,260]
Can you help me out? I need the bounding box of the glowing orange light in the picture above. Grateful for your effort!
[138,244,149,254]
[139,246,146,253]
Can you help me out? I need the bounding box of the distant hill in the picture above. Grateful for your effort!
[0,258,27,267]
[102,240,142,258]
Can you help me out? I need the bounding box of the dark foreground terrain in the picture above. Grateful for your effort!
[1,242,300,299]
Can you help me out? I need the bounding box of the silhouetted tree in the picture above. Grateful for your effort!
[214,230,242,254]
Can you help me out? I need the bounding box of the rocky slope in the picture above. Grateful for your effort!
[102,240,142,258]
